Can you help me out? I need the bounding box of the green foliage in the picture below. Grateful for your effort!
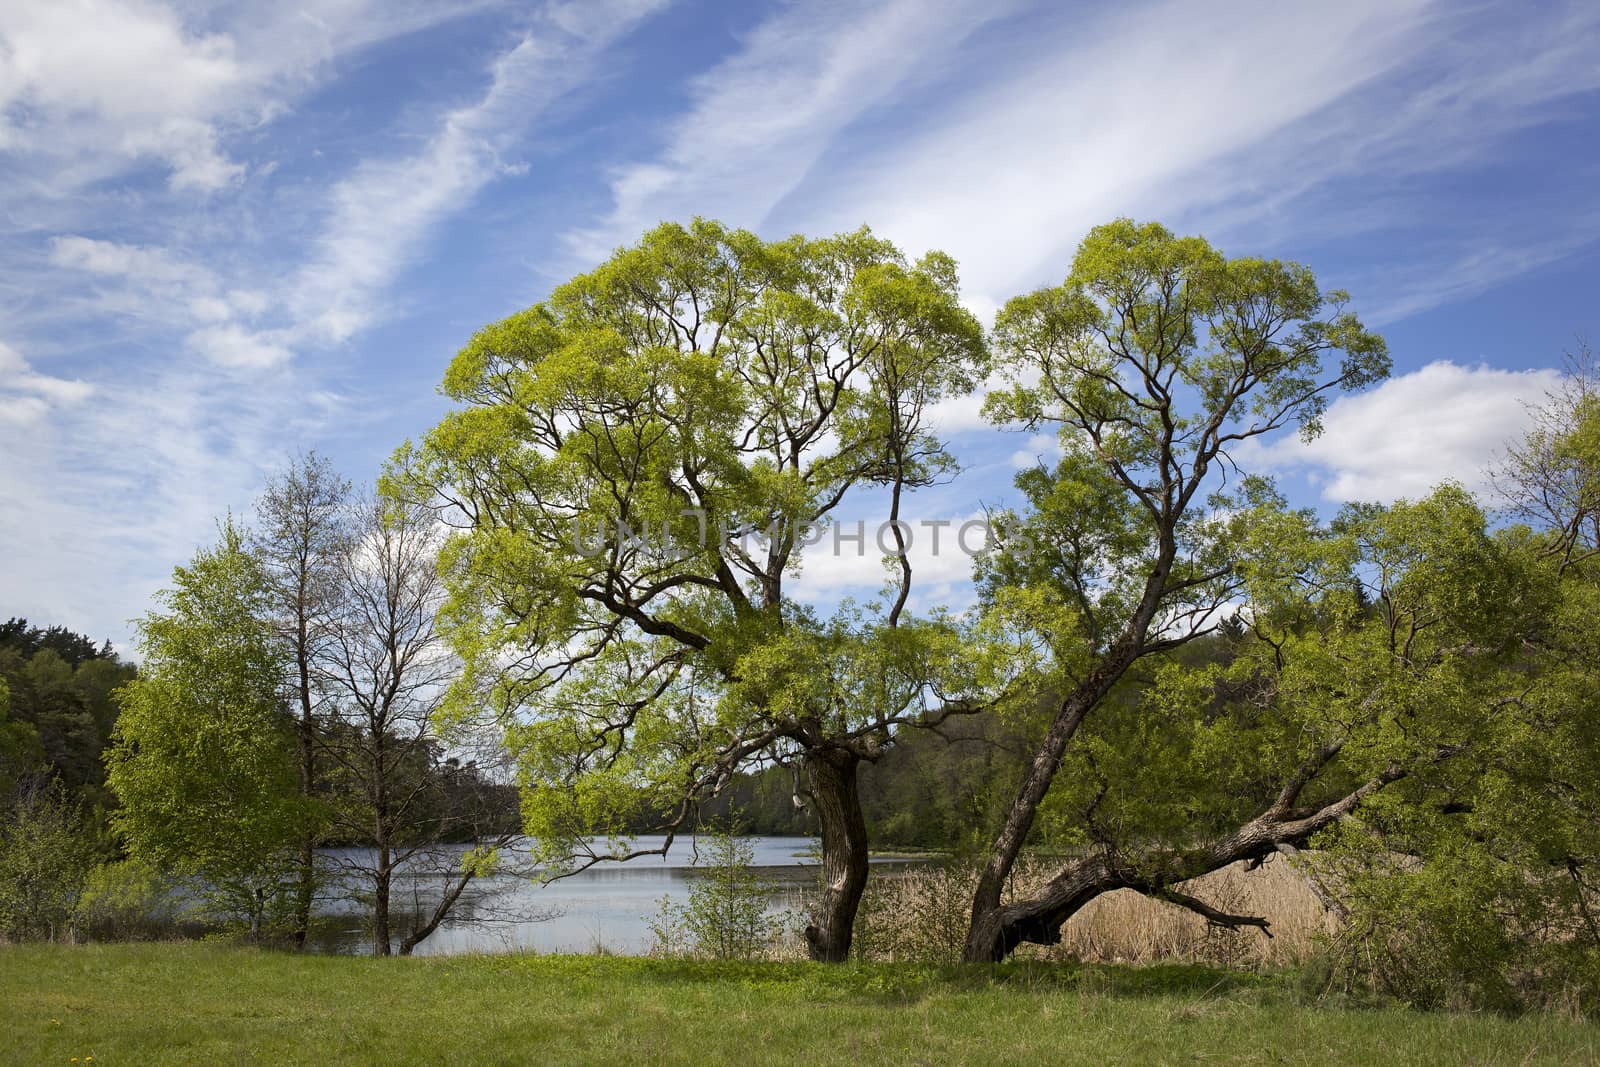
[105,520,309,935]
[979,218,1388,676]
[0,675,44,797]
[0,778,100,941]
[73,856,181,942]
[395,217,998,877]
[1280,374,1600,1011]
[0,619,135,803]
[647,830,784,960]
[700,712,1031,850]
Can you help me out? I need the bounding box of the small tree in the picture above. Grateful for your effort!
[0,777,99,941]
[106,521,309,939]
[253,452,351,946]
[319,494,515,956]
[648,829,782,960]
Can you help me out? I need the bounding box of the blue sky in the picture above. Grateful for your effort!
[2,0,1599,651]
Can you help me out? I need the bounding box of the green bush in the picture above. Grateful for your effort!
[1307,832,1600,1013]
[0,778,100,941]
[74,856,181,941]
[647,831,785,960]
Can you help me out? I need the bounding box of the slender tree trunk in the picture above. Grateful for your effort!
[802,746,870,963]
[373,846,392,957]
[398,851,484,956]
[293,635,316,948]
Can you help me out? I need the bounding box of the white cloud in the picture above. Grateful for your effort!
[49,234,214,287]
[0,0,511,194]
[48,235,276,367]
[1009,432,1063,470]
[185,323,293,369]
[927,390,990,434]
[1253,361,1563,503]
[0,340,93,424]
[0,0,248,190]
[787,510,991,616]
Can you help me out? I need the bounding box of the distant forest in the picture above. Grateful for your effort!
[0,617,519,847]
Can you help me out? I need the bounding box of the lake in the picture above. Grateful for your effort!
[308,836,914,956]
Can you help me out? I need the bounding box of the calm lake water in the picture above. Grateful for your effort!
[308,836,913,956]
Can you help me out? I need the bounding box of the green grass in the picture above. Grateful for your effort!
[2,943,1595,1065]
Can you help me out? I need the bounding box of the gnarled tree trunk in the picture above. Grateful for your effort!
[964,759,1405,961]
[963,642,1142,963]
[802,746,870,963]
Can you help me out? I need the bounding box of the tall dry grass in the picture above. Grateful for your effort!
[847,853,1337,967]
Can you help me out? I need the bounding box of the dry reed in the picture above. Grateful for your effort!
[845,853,1337,967]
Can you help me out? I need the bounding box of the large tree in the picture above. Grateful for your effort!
[395,218,998,960]
[106,521,309,939]
[964,219,1389,960]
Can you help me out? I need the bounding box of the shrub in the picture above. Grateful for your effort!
[0,778,100,941]
[74,856,181,941]
[647,831,784,960]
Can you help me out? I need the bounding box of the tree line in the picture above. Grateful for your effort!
[1,476,519,954]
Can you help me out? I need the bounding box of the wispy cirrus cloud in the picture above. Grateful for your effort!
[568,0,1023,261]
[0,0,667,648]
[293,0,669,344]
[576,0,1600,328]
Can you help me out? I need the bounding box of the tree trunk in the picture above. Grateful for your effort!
[963,643,1142,963]
[963,762,1405,961]
[399,860,471,956]
[373,850,392,957]
[248,886,266,942]
[802,746,869,963]
[292,641,316,948]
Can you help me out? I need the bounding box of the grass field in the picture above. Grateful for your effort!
[2,943,1596,1065]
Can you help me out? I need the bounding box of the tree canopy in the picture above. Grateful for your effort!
[395,218,1007,959]
[106,521,310,936]
[963,218,1389,959]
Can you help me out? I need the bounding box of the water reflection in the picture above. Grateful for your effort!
[308,836,908,957]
